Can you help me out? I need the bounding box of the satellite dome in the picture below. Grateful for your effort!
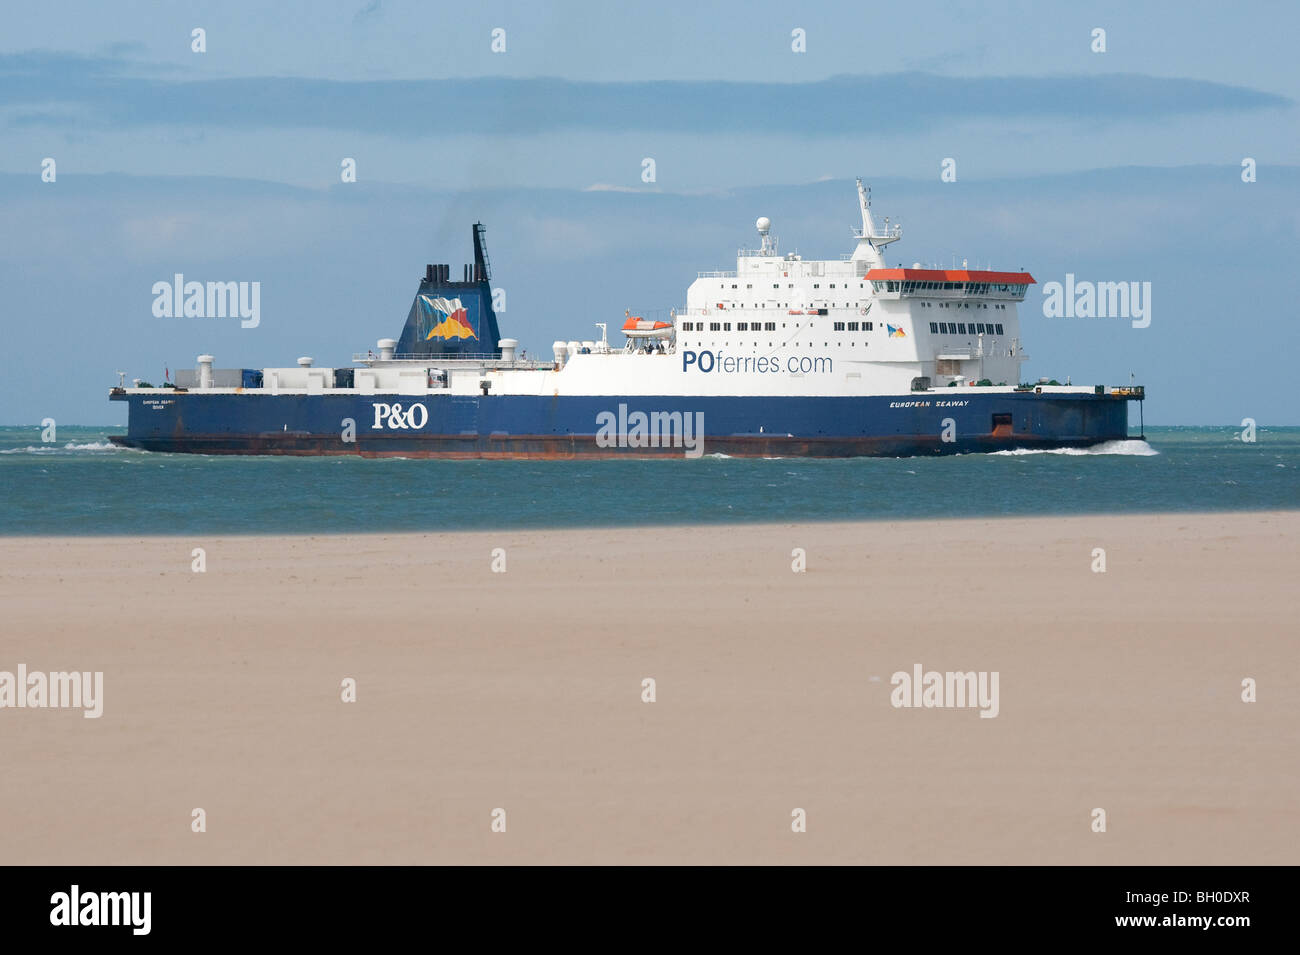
[756,216,771,233]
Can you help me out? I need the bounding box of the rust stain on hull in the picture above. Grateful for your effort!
[109,431,1122,459]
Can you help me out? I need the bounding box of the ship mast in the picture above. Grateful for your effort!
[852,177,902,270]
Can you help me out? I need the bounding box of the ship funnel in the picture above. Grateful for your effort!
[377,338,396,361]
[499,338,518,362]
[395,223,503,359]
[196,354,214,389]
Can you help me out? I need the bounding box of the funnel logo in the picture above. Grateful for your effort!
[420,295,478,341]
[888,324,906,338]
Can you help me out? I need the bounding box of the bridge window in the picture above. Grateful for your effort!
[764,322,776,331]
[930,322,938,333]
[709,322,720,331]
[833,321,845,331]
[995,324,1004,335]
[723,322,731,331]
[848,321,859,331]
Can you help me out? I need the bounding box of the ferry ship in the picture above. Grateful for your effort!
[109,181,1144,457]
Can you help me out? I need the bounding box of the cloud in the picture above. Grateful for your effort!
[352,0,382,25]
[100,40,149,59]
[1,51,1291,137]
[902,44,992,72]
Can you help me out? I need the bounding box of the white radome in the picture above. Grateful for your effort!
[756,216,771,233]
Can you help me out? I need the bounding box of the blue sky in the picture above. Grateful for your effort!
[2,0,1298,424]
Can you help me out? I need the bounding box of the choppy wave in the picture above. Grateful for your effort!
[0,441,120,454]
[3,426,1297,535]
[992,439,1158,457]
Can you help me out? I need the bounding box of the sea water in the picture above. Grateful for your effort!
[1,425,1296,535]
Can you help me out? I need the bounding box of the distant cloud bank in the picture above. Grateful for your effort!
[1,51,1291,137]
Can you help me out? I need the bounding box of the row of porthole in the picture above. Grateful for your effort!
[679,342,873,349]
[722,283,861,290]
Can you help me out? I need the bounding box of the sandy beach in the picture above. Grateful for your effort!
[1,511,1296,865]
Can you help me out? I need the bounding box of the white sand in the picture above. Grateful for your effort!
[0,511,1296,864]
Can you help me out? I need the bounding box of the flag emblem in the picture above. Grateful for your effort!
[420,296,478,341]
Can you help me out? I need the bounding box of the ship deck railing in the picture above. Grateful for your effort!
[351,353,557,368]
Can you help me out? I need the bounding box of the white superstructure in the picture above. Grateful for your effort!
[160,181,1067,400]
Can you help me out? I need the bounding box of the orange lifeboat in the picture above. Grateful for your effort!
[622,311,674,339]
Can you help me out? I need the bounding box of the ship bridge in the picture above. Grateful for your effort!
[866,269,1034,301]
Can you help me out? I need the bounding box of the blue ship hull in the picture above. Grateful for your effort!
[108,390,1136,457]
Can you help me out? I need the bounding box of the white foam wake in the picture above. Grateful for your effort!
[992,439,1158,457]
[0,441,121,454]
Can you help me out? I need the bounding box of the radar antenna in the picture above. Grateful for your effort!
[854,177,902,249]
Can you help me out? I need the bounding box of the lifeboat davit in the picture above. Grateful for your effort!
[622,314,674,339]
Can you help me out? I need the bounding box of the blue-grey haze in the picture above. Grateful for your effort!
[1,167,1295,426]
